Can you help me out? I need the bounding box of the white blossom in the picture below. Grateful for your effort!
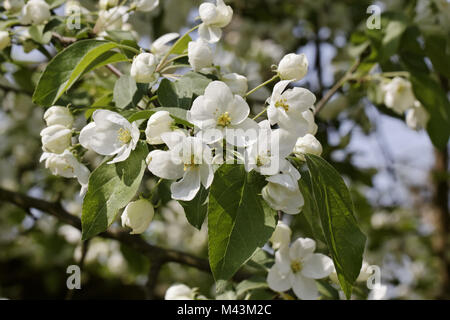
[198,0,233,43]
[406,101,429,130]
[4,0,24,12]
[145,110,182,145]
[130,52,158,84]
[382,77,415,114]
[268,80,316,137]
[0,31,11,51]
[21,0,51,25]
[40,124,72,154]
[278,53,309,82]
[94,6,129,33]
[293,134,322,161]
[146,131,214,201]
[188,39,213,72]
[267,238,334,300]
[121,199,155,234]
[187,81,258,147]
[270,221,292,250]
[43,106,74,128]
[262,180,304,215]
[79,110,140,164]
[221,73,248,96]
[165,284,195,300]
[40,150,90,195]
[134,0,159,12]
[151,33,179,57]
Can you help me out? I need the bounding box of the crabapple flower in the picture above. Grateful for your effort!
[267,238,334,300]
[43,106,74,128]
[198,0,233,43]
[130,52,158,84]
[187,81,258,147]
[134,0,159,12]
[40,150,90,196]
[165,284,195,300]
[221,73,248,96]
[382,77,415,114]
[293,134,322,161]
[267,80,316,136]
[145,111,182,145]
[330,261,372,284]
[270,221,292,250]
[245,120,296,176]
[151,33,179,57]
[21,0,51,25]
[406,101,429,130]
[4,0,24,12]
[79,110,140,164]
[94,6,129,33]
[121,199,155,234]
[262,180,304,215]
[40,125,72,154]
[146,132,214,201]
[278,53,309,82]
[0,31,10,51]
[99,0,118,10]
[188,39,213,72]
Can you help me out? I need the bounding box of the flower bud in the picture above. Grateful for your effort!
[145,111,174,145]
[4,0,24,13]
[164,284,195,300]
[278,53,308,81]
[121,199,155,234]
[188,39,213,72]
[21,0,51,25]
[262,182,304,215]
[43,106,74,128]
[382,77,415,114]
[130,52,158,83]
[99,0,118,10]
[406,100,429,130]
[221,73,248,96]
[134,0,159,12]
[293,134,322,161]
[270,221,292,250]
[199,0,233,28]
[40,125,72,154]
[0,31,11,51]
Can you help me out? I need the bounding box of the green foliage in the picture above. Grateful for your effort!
[81,142,148,240]
[157,72,212,109]
[113,75,148,109]
[179,185,209,230]
[305,154,366,299]
[208,165,277,281]
[33,40,128,106]
[127,107,192,126]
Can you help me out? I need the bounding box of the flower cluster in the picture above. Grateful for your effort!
[39,106,90,195]
[267,221,334,300]
[382,77,429,130]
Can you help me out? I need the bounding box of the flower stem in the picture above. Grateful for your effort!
[244,75,279,98]
[252,107,267,120]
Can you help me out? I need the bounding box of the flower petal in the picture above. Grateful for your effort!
[291,274,319,300]
[289,238,316,261]
[147,150,184,180]
[171,168,201,201]
[228,95,250,125]
[301,253,334,279]
[198,23,222,43]
[267,264,292,293]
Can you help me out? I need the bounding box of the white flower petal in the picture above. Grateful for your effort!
[147,150,184,180]
[198,23,222,43]
[171,169,201,201]
[267,264,292,293]
[291,273,319,300]
[289,238,316,261]
[301,253,334,279]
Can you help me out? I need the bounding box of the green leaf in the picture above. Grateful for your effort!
[168,33,192,55]
[424,33,450,78]
[208,165,277,281]
[28,25,52,44]
[157,72,212,110]
[410,73,450,150]
[236,276,269,297]
[381,17,407,62]
[179,185,209,230]
[305,154,366,299]
[127,107,193,127]
[81,141,148,240]
[113,74,145,109]
[33,40,127,107]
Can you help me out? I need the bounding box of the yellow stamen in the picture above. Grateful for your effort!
[117,128,132,144]
[217,112,232,127]
[275,98,289,111]
[291,260,302,273]
[183,154,198,171]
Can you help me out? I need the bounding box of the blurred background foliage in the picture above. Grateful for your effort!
[0,0,449,299]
